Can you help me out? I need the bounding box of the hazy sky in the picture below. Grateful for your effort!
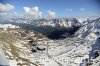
[0,0,99,18]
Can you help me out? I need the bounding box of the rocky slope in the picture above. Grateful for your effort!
[0,24,47,66]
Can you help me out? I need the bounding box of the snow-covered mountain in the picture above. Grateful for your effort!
[8,18,82,39]
[9,17,96,28]
[0,18,100,66]
[10,18,81,28]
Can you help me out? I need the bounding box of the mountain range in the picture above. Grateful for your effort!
[0,17,100,66]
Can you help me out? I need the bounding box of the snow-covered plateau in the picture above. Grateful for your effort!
[0,18,100,66]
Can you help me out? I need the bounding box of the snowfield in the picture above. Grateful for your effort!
[0,45,9,65]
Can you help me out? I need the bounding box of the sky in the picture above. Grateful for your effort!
[0,0,100,18]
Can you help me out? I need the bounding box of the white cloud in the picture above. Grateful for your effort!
[0,13,9,19]
[12,12,22,18]
[0,13,11,21]
[66,8,72,11]
[0,3,15,12]
[46,10,56,18]
[13,12,18,16]
[80,8,85,11]
[23,6,42,18]
[0,13,7,16]
[0,12,23,21]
